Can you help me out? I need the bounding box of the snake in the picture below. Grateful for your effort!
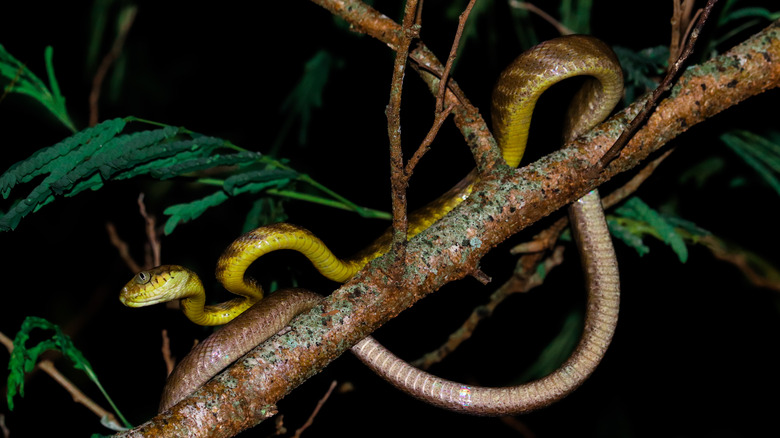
[120,35,622,415]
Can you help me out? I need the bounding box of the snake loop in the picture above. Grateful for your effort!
[121,34,623,415]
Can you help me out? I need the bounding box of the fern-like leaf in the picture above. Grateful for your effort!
[163,191,230,235]
[0,44,75,131]
[614,197,689,262]
[6,317,131,429]
[0,118,126,198]
[1,117,388,232]
[607,218,650,257]
[721,130,780,197]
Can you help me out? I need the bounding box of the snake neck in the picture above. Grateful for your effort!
[162,268,263,326]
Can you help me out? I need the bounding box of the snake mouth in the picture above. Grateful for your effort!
[120,286,164,307]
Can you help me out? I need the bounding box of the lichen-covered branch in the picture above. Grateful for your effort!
[116,11,780,438]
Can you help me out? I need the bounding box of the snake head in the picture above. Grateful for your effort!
[120,265,198,307]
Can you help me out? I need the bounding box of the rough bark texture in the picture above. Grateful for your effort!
[116,8,780,437]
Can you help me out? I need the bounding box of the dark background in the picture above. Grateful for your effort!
[1,1,779,437]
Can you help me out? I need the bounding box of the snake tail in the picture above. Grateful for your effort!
[351,188,619,415]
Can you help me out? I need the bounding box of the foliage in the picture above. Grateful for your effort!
[6,316,131,429]
[0,116,297,233]
[0,43,392,233]
[0,44,75,132]
[721,130,780,197]
[270,49,345,156]
[612,45,669,103]
[610,197,695,263]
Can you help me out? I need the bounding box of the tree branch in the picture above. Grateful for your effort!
[116,9,780,437]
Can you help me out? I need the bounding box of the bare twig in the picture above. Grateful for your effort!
[500,416,537,438]
[0,412,9,438]
[106,222,142,274]
[0,331,123,430]
[404,2,475,178]
[601,148,675,209]
[386,0,420,258]
[137,193,161,267]
[508,1,574,35]
[670,0,698,63]
[292,380,338,438]
[436,0,477,113]
[592,0,719,176]
[88,5,137,127]
[701,235,780,293]
[161,329,176,377]
[106,194,161,272]
[404,103,456,177]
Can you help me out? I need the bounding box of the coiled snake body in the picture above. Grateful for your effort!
[121,35,622,415]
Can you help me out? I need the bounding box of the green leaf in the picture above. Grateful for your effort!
[242,197,288,233]
[614,197,689,263]
[163,190,230,235]
[223,169,298,196]
[560,0,591,34]
[607,218,650,257]
[0,44,75,131]
[1,116,385,232]
[149,151,261,179]
[613,45,669,104]
[0,118,126,199]
[517,311,583,383]
[5,317,131,428]
[270,50,344,155]
[721,130,780,197]
[720,6,780,25]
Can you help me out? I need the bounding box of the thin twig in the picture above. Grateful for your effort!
[0,331,123,430]
[161,329,176,377]
[508,1,574,35]
[601,148,675,209]
[88,6,137,127]
[106,222,142,274]
[137,193,161,267]
[436,0,477,113]
[386,0,420,260]
[500,416,537,438]
[592,0,719,175]
[292,380,338,438]
[106,194,161,273]
[404,102,456,177]
[701,235,780,293]
[670,0,698,63]
[0,412,9,438]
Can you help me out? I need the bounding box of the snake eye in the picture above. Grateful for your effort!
[135,271,151,284]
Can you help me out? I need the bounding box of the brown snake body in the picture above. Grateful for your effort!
[122,35,622,415]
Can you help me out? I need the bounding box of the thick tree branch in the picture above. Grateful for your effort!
[117,12,780,438]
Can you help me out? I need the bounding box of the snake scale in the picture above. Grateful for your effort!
[120,35,622,415]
